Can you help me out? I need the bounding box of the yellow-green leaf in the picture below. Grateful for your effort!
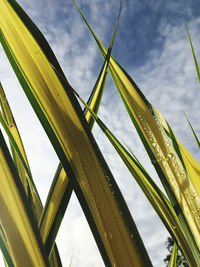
[73,2,200,262]
[0,82,42,219]
[0,82,62,266]
[185,22,200,86]
[184,113,200,152]
[0,1,152,266]
[169,242,178,267]
[0,225,14,267]
[39,164,72,255]
[39,2,120,256]
[0,130,49,266]
[73,88,198,266]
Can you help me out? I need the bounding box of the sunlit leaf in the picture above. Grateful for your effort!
[73,88,198,266]
[0,82,62,266]
[184,113,200,151]
[154,107,200,207]
[39,0,120,256]
[185,21,200,86]
[74,2,200,262]
[0,129,49,266]
[169,242,178,267]
[39,163,72,255]
[0,82,42,218]
[0,1,152,266]
[0,226,14,267]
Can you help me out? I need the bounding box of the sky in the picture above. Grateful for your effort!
[1,0,200,266]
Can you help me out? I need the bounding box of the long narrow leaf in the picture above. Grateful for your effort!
[83,0,121,129]
[185,22,200,86]
[39,163,73,255]
[0,129,49,266]
[153,107,200,212]
[74,1,200,255]
[74,3,200,263]
[73,88,198,266]
[0,112,39,200]
[0,83,28,191]
[0,83,62,266]
[0,82,42,218]
[39,1,121,256]
[169,242,178,267]
[184,113,200,151]
[0,226,14,267]
[0,1,152,266]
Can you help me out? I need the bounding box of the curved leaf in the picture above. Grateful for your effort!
[73,2,200,263]
[39,163,73,255]
[0,1,152,266]
[39,0,121,256]
[184,113,200,152]
[169,242,178,267]
[0,226,14,267]
[73,88,198,266]
[0,82,42,218]
[185,22,200,86]
[0,129,49,266]
[0,83,62,266]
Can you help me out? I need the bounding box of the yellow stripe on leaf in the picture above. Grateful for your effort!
[0,1,152,266]
[0,131,49,267]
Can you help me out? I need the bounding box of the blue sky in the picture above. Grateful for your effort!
[1,0,200,266]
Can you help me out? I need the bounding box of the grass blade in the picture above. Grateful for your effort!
[184,112,200,151]
[0,82,28,193]
[185,21,200,86]
[169,242,178,267]
[83,0,121,129]
[0,111,39,200]
[39,1,121,256]
[39,163,73,255]
[74,3,200,262]
[0,83,62,266]
[0,1,152,266]
[73,89,198,266]
[154,107,200,210]
[0,226,14,267]
[0,82,42,218]
[0,129,49,266]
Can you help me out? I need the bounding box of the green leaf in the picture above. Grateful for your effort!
[74,3,200,263]
[0,82,62,266]
[0,82,42,218]
[185,21,200,86]
[185,112,200,151]
[0,226,14,267]
[0,129,49,266]
[39,163,73,256]
[169,242,178,267]
[0,109,39,202]
[0,1,152,266]
[83,0,121,129]
[39,0,120,256]
[73,88,198,266]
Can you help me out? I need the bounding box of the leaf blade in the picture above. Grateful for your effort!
[0,82,62,266]
[0,1,152,266]
[169,242,178,267]
[185,21,200,86]
[73,88,198,266]
[39,0,120,255]
[0,129,49,266]
[73,3,200,262]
